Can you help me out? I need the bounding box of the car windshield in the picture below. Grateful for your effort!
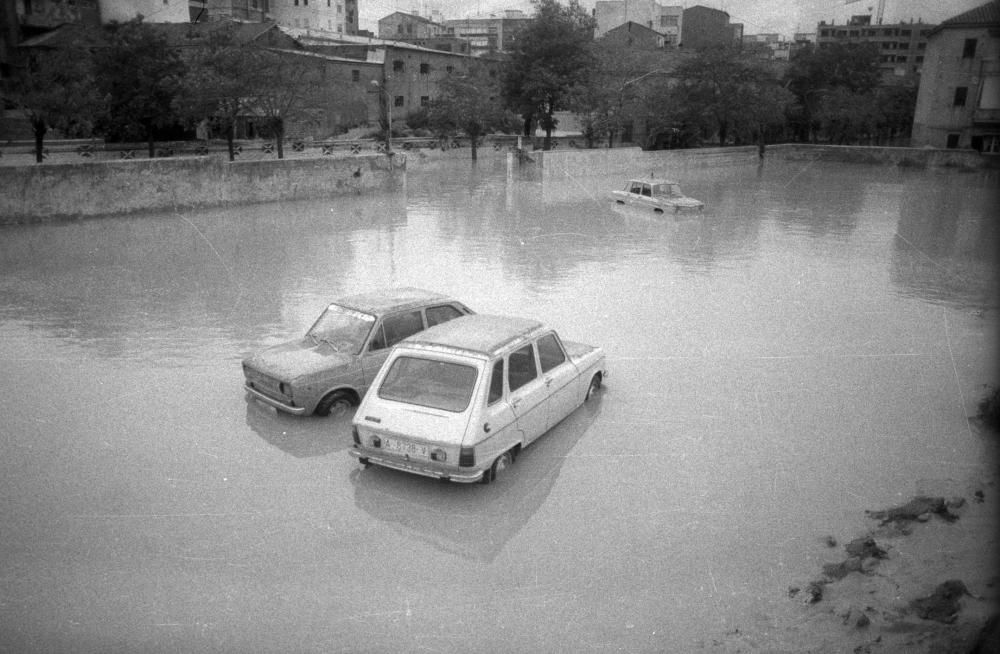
[305,305,376,354]
[377,356,479,413]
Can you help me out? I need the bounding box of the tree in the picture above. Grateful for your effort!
[571,40,667,148]
[785,42,881,142]
[8,45,104,163]
[173,25,260,161]
[247,49,327,159]
[668,46,789,147]
[427,63,513,160]
[502,0,595,150]
[94,17,187,158]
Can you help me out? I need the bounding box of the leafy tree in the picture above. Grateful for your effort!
[427,63,512,159]
[668,46,789,147]
[247,49,327,159]
[571,40,667,148]
[8,45,104,163]
[173,25,261,161]
[874,83,917,144]
[94,17,187,158]
[784,42,881,142]
[502,0,595,150]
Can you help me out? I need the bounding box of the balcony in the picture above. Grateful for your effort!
[972,108,1000,125]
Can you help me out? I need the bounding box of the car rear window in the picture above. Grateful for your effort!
[378,356,479,413]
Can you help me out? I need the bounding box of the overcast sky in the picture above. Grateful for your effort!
[359,0,986,37]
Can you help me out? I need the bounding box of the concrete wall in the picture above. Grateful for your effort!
[536,146,760,181]
[0,154,405,224]
[534,144,991,181]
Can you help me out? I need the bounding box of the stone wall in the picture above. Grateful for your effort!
[0,154,405,224]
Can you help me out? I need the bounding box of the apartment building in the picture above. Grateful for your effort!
[911,1,1000,153]
[816,14,933,81]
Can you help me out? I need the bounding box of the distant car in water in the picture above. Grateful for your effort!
[611,178,704,213]
[350,314,607,483]
[242,288,473,417]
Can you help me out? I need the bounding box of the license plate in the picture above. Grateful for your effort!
[382,437,428,458]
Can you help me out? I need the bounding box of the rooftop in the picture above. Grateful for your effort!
[403,314,543,355]
[335,288,450,315]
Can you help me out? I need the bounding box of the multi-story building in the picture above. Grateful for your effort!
[594,0,682,46]
[742,33,791,61]
[680,5,736,49]
[911,1,1000,153]
[376,11,470,53]
[442,10,532,56]
[260,0,359,36]
[815,14,933,81]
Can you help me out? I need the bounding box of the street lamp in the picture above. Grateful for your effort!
[370,79,392,154]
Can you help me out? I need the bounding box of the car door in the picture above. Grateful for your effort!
[361,309,425,389]
[506,342,549,444]
[536,332,579,429]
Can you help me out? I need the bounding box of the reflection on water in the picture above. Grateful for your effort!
[244,397,354,458]
[351,396,601,562]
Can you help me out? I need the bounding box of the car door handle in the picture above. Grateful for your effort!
[544,377,553,387]
[511,398,522,408]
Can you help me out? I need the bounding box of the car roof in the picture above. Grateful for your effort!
[401,314,544,357]
[334,287,451,315]
[629,178,678,185]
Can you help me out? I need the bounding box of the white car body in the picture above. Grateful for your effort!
[349,314,607,483]
[611,178,704,213]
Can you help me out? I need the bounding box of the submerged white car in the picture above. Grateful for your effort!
[611,178,704,213]
[349,314,607,483]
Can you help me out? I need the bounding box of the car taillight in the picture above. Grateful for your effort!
[352,426,360,445]
[459,447,475,467]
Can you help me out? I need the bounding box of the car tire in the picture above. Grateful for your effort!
[483,450,513,484]
[585,374,602,403]
[315,390,354,417]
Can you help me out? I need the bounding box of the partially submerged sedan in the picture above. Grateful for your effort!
[349,314,607,483]
[611,178,704,213]
[242,288,473,417]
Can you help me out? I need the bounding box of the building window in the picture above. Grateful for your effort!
[962,38,977,59]
[351,69,359,82]
[946,134,960,148]
[393,60,404,72]
[393,96,404,108]
[954,87,968,107]
[419,63,429,74]
[446,65,454,74]
[420,96,429,107]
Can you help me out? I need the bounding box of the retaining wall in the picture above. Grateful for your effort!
[533,143,991,180]
[0,153,404,224]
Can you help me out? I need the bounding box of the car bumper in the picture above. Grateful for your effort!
[349,448,484,483]
[245,385,307,416]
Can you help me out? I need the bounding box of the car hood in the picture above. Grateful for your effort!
[244,338,354,381]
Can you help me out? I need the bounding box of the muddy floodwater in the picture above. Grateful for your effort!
[1,154,997,652]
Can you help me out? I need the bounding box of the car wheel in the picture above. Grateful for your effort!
[585,374,602,403]
[315,390,354,417]
[483,450,513,484]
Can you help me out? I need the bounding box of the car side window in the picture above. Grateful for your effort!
[536,333,566,373]
[488,359,504,404]
[426,304,463,327]
[368,323,387,351]
[507,344,537,392]
[630,182,642,194]
[641,184,651,197]
[381,310,424,348]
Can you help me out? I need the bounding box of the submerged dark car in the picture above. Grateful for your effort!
[242,288,473,417]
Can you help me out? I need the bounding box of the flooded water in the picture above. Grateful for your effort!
[1,153,997,652]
